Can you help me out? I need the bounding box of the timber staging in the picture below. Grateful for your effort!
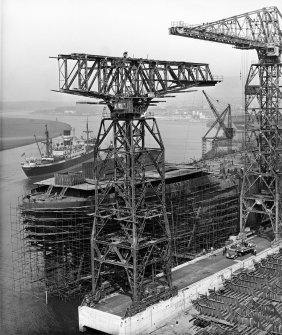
[79,236,282,334]
[12,163,239,300]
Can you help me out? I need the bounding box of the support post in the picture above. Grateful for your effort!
[240,63,282,239]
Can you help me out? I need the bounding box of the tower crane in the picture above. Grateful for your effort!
[169,6,282,241]
[53,53,220,313]
[201,90,233,158]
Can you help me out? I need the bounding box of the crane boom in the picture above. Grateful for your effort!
[169,6,282,60]
[201,91,233,158]
[54,53,220,116]
[202,90,232,139]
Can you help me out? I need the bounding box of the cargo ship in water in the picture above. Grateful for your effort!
[21,121,95,179]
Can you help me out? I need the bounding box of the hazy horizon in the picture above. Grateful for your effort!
[2,0,281,103]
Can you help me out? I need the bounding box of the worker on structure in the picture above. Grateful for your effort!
[211,246,214,256]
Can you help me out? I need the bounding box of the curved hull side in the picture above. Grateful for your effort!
[22,151,94,179]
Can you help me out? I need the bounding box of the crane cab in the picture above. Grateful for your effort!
[266,43,280,57]
[113,100,133,116]
[112,99,147,118]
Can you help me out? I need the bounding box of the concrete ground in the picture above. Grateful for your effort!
[172,235,270,290]
[150,306,198,335]
[93,236,271,319]
[152,236,272,335]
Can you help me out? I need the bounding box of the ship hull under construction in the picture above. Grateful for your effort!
[13,162,239,300]
[13,159,282,334]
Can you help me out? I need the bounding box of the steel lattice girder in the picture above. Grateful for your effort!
[53,53,221,310]
[240,63,282,239]
[55,54,220,102]
[168,7,282,240]
[169,7,282,53]
[90,117,172,305]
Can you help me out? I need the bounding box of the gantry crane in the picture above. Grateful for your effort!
[169,6,282,241]
[53,53,220,313]
[201,90,233,158]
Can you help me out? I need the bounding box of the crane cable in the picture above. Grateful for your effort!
[240,50,248,110]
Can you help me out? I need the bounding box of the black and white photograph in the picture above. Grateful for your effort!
[1,0,282,334]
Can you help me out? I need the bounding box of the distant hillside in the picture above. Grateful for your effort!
[1,76,244,117]
[31,104,104,116]
[158,76,245,112]
[0,101,70,112]
[0,118,71,151]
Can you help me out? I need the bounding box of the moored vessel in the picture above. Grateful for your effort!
[21,121,95,179]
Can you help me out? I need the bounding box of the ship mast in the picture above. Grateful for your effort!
[34,135,43,158]
[83,117,93,150]
[45,124,52,157]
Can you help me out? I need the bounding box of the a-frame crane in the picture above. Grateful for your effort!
[201,90,233,158]
[169,7,282,241]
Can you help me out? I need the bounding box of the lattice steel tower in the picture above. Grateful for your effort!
[169,7,282,241]
[54,53,220,311]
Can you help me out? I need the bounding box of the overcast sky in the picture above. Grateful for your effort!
[1,0,281,102]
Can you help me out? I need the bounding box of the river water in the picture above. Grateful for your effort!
[0,110,207,334]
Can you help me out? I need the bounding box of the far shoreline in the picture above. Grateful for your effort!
[0,117,72,151]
